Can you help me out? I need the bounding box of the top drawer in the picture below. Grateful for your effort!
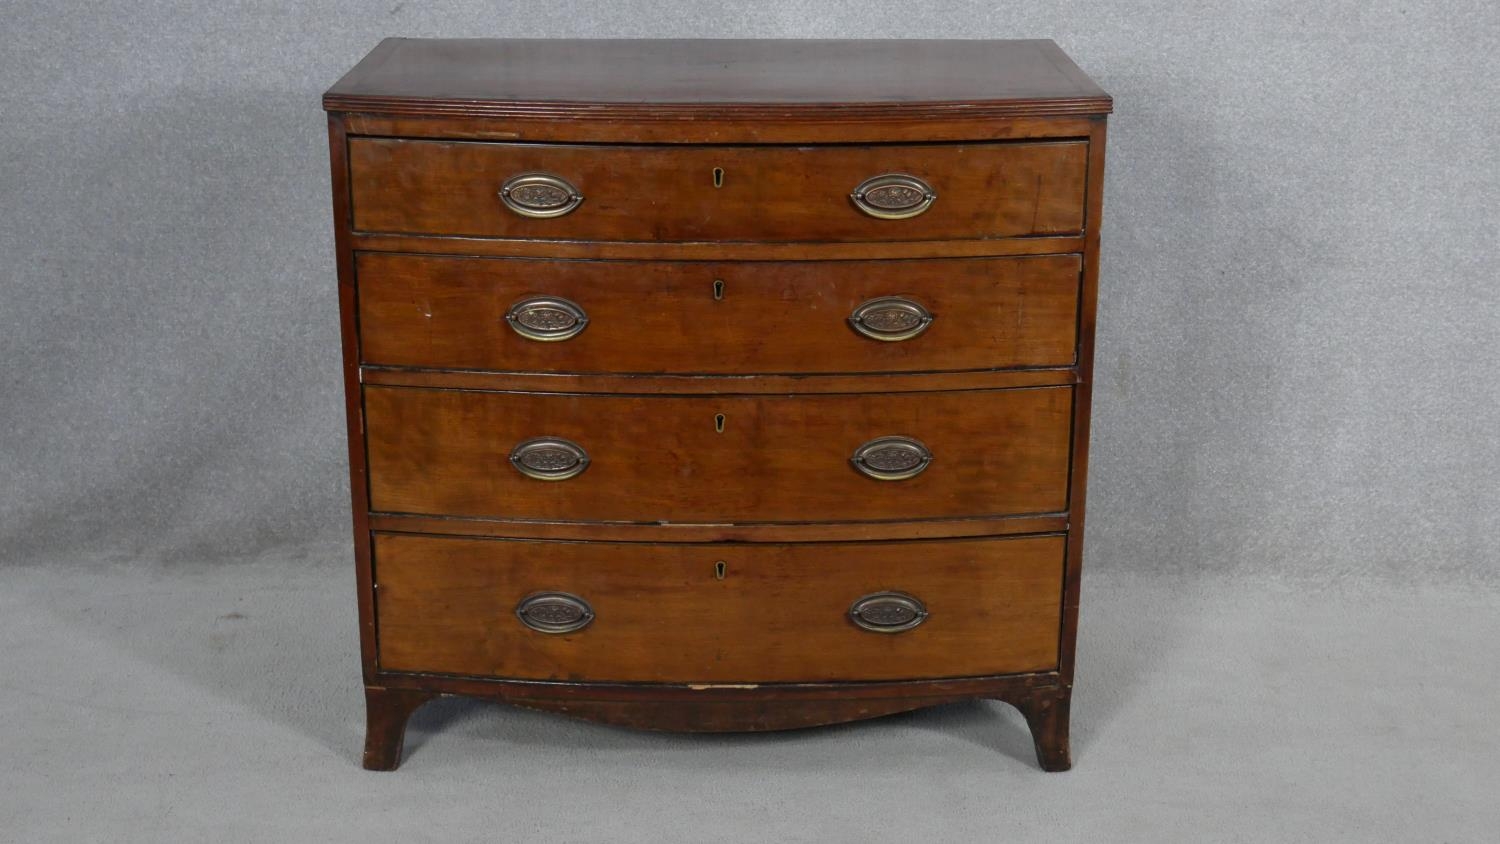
[348,139,1088,242]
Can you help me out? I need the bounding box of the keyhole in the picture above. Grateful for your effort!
[714,561,727,580]
[712,279,725,300]
[714,413,726,433]
[712,167,725,188]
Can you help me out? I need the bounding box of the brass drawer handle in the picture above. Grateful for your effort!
[851,436,932,481]
[505,296,588,342]
[849,592,928,633]
[849,296,934,342]
[850,173,936,220]
[516,592,594,634]
[510,437,590,481]
[499,173,584,218]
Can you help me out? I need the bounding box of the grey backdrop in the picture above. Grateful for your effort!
[5,2,1500,840]
[4,1,1496,580]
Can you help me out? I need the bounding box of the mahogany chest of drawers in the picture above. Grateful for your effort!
[323,38,1111,771]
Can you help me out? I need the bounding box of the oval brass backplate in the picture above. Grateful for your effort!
[850,173,937,220]
[499,172,584,218]
[516,592,595,634]
[850,436,933,481]
[848,296,934,342]
[505,295,588,342]
[849,591,928,633]
[510,437,590,481]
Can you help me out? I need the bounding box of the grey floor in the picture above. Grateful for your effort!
[3,553,1496,842]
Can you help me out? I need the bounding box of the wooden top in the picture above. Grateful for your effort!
[323,38,1111,120]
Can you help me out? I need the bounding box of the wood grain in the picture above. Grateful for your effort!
[327,114,382,681]
[364,385,1073,523]
[350,232,1087,261]
[340,113,1097,144]
[348,139,1087,242]
[356,253,1080,374]
[361,686,434,771]
[374,533,1064,683]
[1059,117,1108,689]
[366,512,1068,543]
[325,38,1112,121]
[358,366,1079,395]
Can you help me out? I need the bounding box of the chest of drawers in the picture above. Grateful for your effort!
[324,38,1110,771]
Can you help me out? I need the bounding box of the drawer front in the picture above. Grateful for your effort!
[364,385,1071,522]
[358,253,1080,374]
[374,533,1064,682]
[349,139,1087,242]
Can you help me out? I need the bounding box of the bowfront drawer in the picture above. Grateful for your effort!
[358,253,1081,374]
[348,139,1087,241]
[364,385,1071,522]
[374,533,1064,682]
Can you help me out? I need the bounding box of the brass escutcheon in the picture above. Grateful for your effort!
[510,437,590,481]
[499,172,584,218]
[505,295,588,342]
[516,592,595,634]
[850,173,937,220]
[848,296,934,342]
[850,436,933,481]
[849,592,928,633]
